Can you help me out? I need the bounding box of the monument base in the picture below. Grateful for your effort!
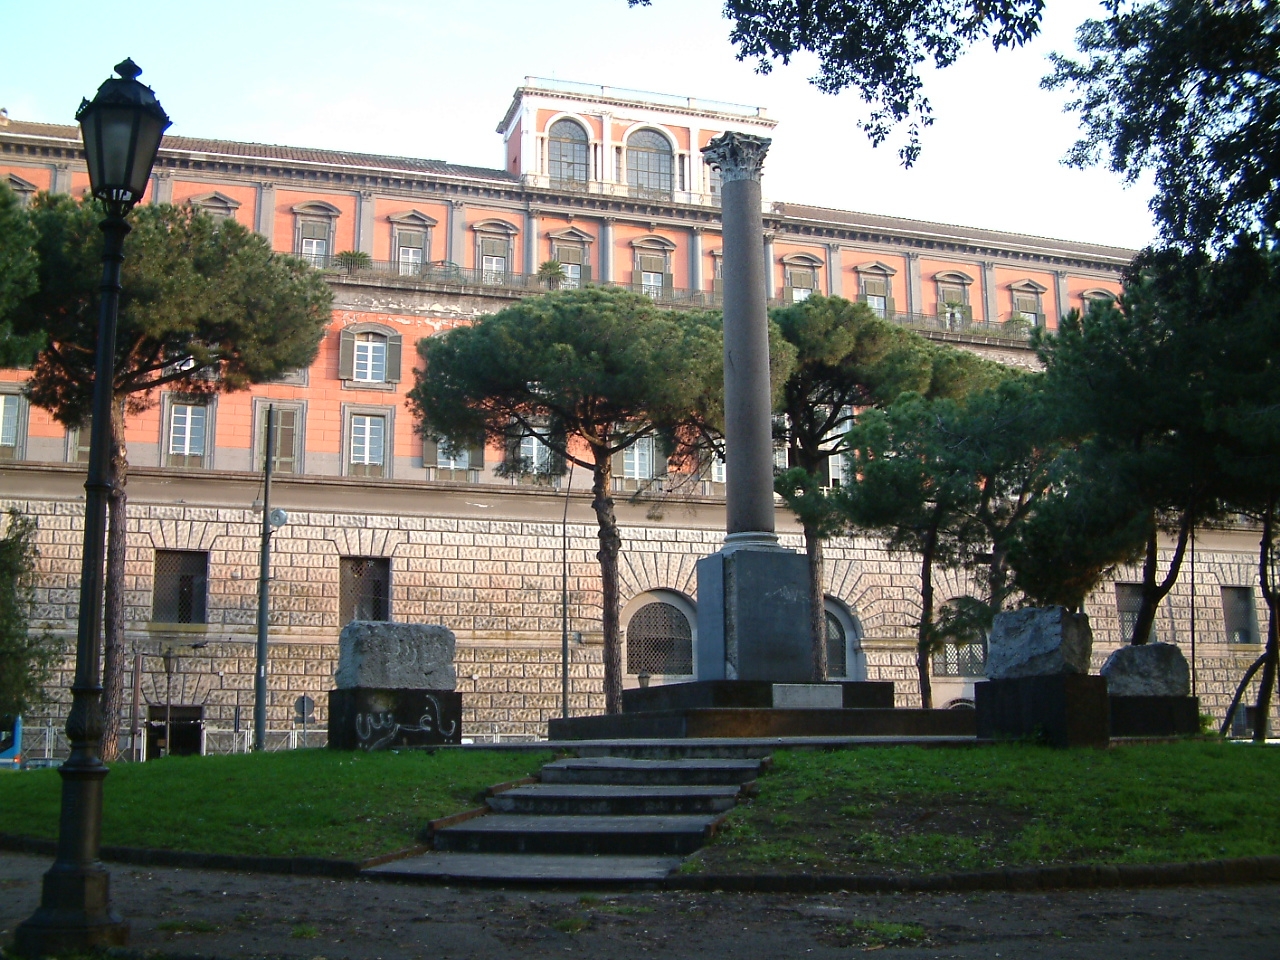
[328,688,462,749]
[548,707,974,741]
[1110,695,1201,737]
[975,675,1109,748]
[696,547,811,681]
[622,680,894,712]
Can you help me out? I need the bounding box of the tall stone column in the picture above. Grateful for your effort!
[694,131,810,683]
[702,132,778,549]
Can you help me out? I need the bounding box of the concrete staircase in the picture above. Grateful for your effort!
[366,749,767,884]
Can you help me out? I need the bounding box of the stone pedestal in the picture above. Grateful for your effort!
[328,688,462,749]
[975,675,1110,748]
[1110,696,1201,737]
[621,680,895,712]
[696,548,811,682]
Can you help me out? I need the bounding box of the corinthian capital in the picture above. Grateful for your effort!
[701,131,772,184]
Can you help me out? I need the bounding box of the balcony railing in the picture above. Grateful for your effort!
[314,257,1035,342]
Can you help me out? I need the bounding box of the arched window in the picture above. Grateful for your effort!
[826,610,846,678]
[548,119,589,185]
[626,597,693,676]
[824,598,866,680]
[627,129,673,198]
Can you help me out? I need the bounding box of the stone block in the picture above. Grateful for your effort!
[1110,695,1201,737]
[327,688,461,749]
[771,684,844,709]
[1101,642,1191,696]
[334,621,456,690]
[986,607,1093,679]
[975,675,1110,748]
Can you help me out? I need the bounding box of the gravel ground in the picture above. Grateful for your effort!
[3,853,1278,959]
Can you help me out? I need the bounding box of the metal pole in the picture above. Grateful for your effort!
[254,405,276,751]
[130,652,142,762]
[16,213,130,952]
[561,465,574,720]
[1190,524,1197,697]
[164,650,173,758]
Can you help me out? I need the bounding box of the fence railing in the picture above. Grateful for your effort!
[313,257,1036,343]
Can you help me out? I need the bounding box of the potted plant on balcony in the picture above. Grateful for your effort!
[335,250,372,275]
[537,259,566,290]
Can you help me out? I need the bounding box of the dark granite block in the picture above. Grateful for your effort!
[548,706,974,740]
[620,680,895,713]
[328,688,462,750]
[975,675,1109,748]
[1109,696,1201,737]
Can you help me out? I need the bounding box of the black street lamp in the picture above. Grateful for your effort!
[15,58,169,957]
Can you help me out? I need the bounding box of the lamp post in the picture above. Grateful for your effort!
[16,59,169,957]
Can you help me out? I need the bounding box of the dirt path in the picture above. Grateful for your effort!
[2,853,1278,959]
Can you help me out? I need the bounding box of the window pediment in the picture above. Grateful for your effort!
[6,173,36,193]
[473,218,519,236]
[780,252,823,267]
[1009,278,1048,294]
[292,200,340,217]
[388,209,438,228]
[1080,287,1116,302]
[547,226,595,244]
[854,260,897,276]
[933,270,974,285]
[187,191,241,213]
[631,234,677,251]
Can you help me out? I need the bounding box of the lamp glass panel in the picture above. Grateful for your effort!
[129,113,167,197]
[93,106,140,196]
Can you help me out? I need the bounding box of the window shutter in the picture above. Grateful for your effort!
[503,423,522,468]
[712,277,724,295]
[662,273,674,291]
[338,329,356,380]
[884,296,896,317]
[782,286,795,303]
[481,237,506,258]
[639,254,666,274]
[817,455,831,487]
[469,440,485,468]
[385,332,403,382]
[611,449,625,478]
[961,304,974,321]
[555,245,582,264]
[301,220,328,240]
[791,268,815,289]
[581,263,592,283]
[856,293,869,305]
[422,436,438,466]
[863,279,887,297]
[400,230,425,249]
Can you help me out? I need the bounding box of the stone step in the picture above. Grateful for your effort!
[538,756,763,786]
[432,814,721,856]
[365,852,682,884]
[487,783,742,816]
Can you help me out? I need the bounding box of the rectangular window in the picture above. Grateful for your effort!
[519,434,556,474]
[641,272,664,298]
[0,395,19,459]
[437,441,470,472]
[339,556,391,624]
[481,254,507,283]
[299,221,328,265]
[353,335,387,382]
[711,454,726,485]
[932,640,987,677]
[1115,583,1157,644]
[397,231,425,275]
[349,414,385,477]
[787,268,816,301]
[863,278,889,317]
[167,402,207,468]
[257,406,299,474]
[152,550,208,624]
[1222,587,1259,644]
[623,436,656,480]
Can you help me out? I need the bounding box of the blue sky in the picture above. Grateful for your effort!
[0,0,1156,249]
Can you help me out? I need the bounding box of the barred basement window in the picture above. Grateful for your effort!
[1222,587,1259,644]
[626,600,693,676]
[1115,582,1157,643]
[152,550,208,624]
[339,557,391,624]
[932,640,988,677]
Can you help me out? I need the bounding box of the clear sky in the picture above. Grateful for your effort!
[0,0,1156,250]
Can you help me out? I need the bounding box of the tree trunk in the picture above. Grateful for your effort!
[916,517,939,710]
[591,449,623,714]
[1254,493,1278,743]
[805,520,829,681]
[99,397,128,761]
[1131,511,1191,645]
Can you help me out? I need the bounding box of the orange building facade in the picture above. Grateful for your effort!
[4,79,1263,748]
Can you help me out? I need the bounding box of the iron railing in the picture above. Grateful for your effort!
[313,257,1036,343]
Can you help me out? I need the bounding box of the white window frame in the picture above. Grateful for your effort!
[353,332,388,383]
[640,271,664,298]
[623,436,656,480]
[437,441,471,471]
[398,244,424,275]
[350,415,385,468]
[0,394,21,456]
[166,400,209,466]
[519,433,556,474]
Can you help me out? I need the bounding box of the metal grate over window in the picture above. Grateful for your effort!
[1222,587,1259,644]
[626,601,692,676]
[339,557,390,625]
[932,641,987,677]
[826,610,846,679]
[153,550,208,623]
[1115,583,1156,643]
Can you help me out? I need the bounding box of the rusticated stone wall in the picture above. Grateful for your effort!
[4,488,1275,743]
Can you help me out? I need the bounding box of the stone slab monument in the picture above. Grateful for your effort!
[328,621,462,749]
[1102,641,1200,736]
[694,130,811,684]
[975,607,1109,748]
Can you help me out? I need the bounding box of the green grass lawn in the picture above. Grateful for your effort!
[695,740,1280,876]
[0,749,549,862]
